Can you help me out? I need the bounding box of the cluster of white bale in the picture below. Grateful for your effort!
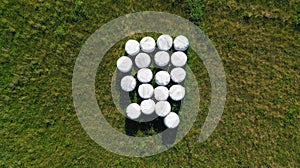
[116,34,189,129]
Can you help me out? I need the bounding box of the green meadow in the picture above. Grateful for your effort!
[1,0,299,167]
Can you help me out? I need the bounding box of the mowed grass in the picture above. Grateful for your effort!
[1,0,299,167]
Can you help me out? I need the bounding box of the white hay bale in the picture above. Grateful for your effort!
[140,99,156,115]
[140,36,156,53]
[157,34,173,51]
[135,53,151,69]
[137,68,153,83]
[164,112,180,128]
[116,56,132,73]
[138,84,154,99]
[171,51,187,67]
[154,86,169,101]
[154,51,170,67]
[120,75,136,92]
[155,101,171,117]
[173,35,189,51]
[125,39,140,56]
[170,67,186,83]
[155,71,170,86]
[126,103,141,120]
[169,84,185,101]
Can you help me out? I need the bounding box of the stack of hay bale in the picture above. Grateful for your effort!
[117,34,189,129]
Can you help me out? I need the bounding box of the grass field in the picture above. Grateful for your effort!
[1,0,299,167]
